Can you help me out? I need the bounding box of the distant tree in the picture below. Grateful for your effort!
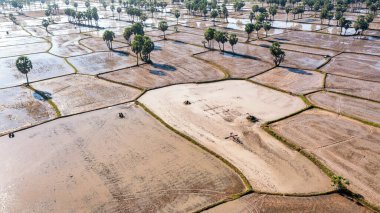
[131,34,144,65]
[64,0,69,8]
[123,27,133,44]
[253,22,262,39]
[117,7,121,20]
[249,12,255,23]
[141,36,154,62]
[73,2,78,11]
[103,30,115,49]
[140,13,147,26]
[252,5,259,16]
[42,18,49,33]
[270,42,285,66]
[222,4,229,22]
[131,22,144,35]
[285,6,291,21]
[85,0,90,8]
[110,5,115,17]
[204,27,215,48]
[16,56,33,85]
[245,23,254,42]
[214,31,228,52]
[263,21,271,37]
[158,20,168,39]
[268,5,277,20]
[174,9,180,25]
[229,33,238,53]
[210,10,218,26]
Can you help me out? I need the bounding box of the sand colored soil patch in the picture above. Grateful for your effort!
[270,109,380,206]
[151,40,206,62]
[252,40,339,56]
[0,53,75,88]
[0,86,56,135]
[165,32,205,46]
[0,104,245,212]
[0,36,44,47]
[321,53,380,82]
[0,42,50,58]
[100,57,224,89]
[140,81,332,194]
[0,29,30,38]
[80,37,128,52]
[49,34,93,57]
[195,51,273,78]
[206,193,371,212]
[251,67,324,94]
[326,74,380,102]
[23,26,48,37]
[31,75,141,115]
[224,43,327,70]
[269,31,380,55]
[67,51,136,75]
[307,91,380,124]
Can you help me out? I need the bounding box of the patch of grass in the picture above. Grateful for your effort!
[64,58,78,74]
[26,85,62,117]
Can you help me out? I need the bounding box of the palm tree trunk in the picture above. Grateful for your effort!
[25,73,29,85]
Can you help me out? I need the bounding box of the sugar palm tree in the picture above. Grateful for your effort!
[158,20,168,39]
[16,56,33,85]
[103,30,115,49]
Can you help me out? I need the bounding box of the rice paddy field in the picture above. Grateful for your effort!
[0,0,379,212]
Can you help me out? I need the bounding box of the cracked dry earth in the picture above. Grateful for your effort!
[0,1,379,212]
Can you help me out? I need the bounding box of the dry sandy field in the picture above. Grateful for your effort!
[321,53,380,82]
[307,91,380,124]
[140,81,332,194]
[31,75,141,115]
[270,109,380,206]
[67,52,137,75]
[206,193,371,213]
[1,2,379,212]
[100,58,225,89]
[326,74,380,102]
[194,51,273,78]
[251,67,324,94]
[0,104,245,212]
[0,53,75,88]
[0,86,56,136]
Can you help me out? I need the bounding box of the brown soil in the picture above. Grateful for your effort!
[251,67,324,94]
[0,104,245,212]
[270,109,380,206]
[195,51,273,78]
[206,193,372,212]
[100,57,225,89]
[31,75,141,115]
[322,53,380,82]
[326,74,380,102]
[307,91,380,124]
